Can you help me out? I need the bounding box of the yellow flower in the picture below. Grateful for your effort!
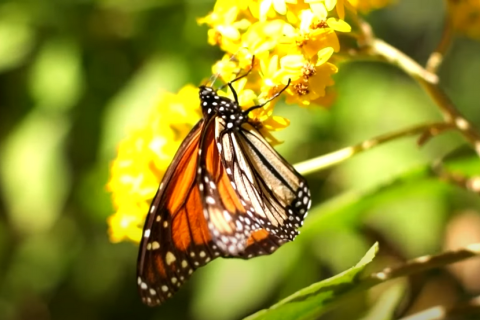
[211,54,245,85]
[281,10,343,59]
[279,51,337,106]
[286,62,338,106]
[199,0,361,112]
[107,85,201,243]
[198,5,251,52]
[258,54,287,94]
[242,20,288,56]
[257,0,298,21]
[447,0,480,39]
[305,0,333,20]
[108,204,146,243]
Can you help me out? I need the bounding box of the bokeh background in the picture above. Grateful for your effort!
[1,0,480,319]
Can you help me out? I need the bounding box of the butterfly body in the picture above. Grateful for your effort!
[199,85,245,129]
[137,81,311,306]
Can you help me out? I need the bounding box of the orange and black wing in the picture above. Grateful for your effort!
[137,119,219,306]
[214,119,311,257]
[192,115,311,259]
[138,83,312,306]
[195,116,256,256]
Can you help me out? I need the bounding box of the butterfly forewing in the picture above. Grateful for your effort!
[137,120,219,306]
[196,100,259,256]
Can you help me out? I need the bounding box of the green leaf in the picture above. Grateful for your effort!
[244,243,379,320]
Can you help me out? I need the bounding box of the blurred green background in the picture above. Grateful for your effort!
[1,0,480,319]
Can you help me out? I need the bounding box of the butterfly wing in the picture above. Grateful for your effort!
[137,120,219,306]
[196,115,260,256]
[214,119,311,256]
[138,84,312,306]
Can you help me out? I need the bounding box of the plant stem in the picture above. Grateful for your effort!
[365,243,480,285]
[368,39,480,157]
[432,161,480,194]
[426,19,453,74]
[294,122,453,176]
[398,296,480,320]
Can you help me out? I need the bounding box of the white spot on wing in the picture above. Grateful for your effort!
[236,220,243,230]
[166,252,176,265]
[207,196,215,204]
[223,210,232,221]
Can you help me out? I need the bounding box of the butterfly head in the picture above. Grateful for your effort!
[198,85,246,129]
[198,86,217,114]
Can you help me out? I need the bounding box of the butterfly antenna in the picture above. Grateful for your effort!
[207,73,220,88]
[207,48,250,88]
[244,78,291,115]
[219,55,256,94]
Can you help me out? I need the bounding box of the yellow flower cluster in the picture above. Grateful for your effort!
[107,0,391,244]
[447,0,480,39]
[199,0,390,117]
[107,86,201,243]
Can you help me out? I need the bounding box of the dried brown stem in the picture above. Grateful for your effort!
[366,243,480,284]
[367,39,480,158]
[432,161,480,194]
[426,19,454,74]
[398,296,480,320]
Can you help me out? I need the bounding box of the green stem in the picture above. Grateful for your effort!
[294,122,453,176]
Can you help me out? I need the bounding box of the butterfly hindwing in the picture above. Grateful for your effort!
[196,108,259,256]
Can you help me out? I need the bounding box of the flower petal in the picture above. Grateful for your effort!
[326,17,351,32]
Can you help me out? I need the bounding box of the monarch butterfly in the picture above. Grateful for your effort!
[137,60,311,306]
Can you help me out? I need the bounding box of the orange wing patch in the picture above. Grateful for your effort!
[138,122,216,306]
[197,120,266,257]
[167,135,211,250]
[205,121,246,214]
[246,229,270,246]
